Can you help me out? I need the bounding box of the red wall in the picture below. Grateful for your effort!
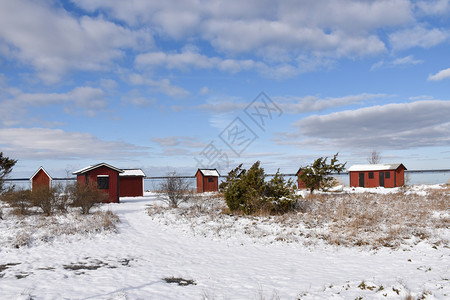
[32,169,50,190]
[203,176,218,192]
[196,171,218,192]
[350,167,405,188]
[196,172,203,193]
[395,167,405,187]
[77,166,120,203]
[297,171,306,189]
[119,177,143,197]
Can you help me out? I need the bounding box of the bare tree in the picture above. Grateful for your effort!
[367,150,382,164]
[159,172,192,208]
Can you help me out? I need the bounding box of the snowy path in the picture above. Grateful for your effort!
[0,194,449,299]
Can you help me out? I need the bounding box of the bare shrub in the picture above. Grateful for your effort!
[56,183,72,213]
[68,182,108,214]
[158,172,193,208]
[367,150,382,164]
[30,186,59,216]
[0,187,32,216]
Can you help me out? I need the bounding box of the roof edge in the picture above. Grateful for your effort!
[73,163,124,175]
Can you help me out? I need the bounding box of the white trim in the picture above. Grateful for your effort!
[73,163,123,175]
[97,175,109,177]
[30,166,52,190]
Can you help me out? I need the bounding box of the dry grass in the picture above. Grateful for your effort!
[148,186,449,249]
[0,208,120,248]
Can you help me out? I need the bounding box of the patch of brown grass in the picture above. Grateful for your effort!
[148,187,449,249]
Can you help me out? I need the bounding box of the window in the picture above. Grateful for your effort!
[208,177,214,183]
[385,172,390,179]
[97,176,109,189]
[368,172,374,179]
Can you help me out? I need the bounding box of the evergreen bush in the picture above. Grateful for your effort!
[222,161,299,215]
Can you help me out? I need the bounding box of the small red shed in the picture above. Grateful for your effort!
[30,166,52,191]
[73,163,124,203]
[119,169,146,197]
[195,169,220,193]
[348,163,407,188]
[296,168,307,189]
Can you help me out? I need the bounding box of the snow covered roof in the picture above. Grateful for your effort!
[197,169,220,177]
[30,166,52,180]
[348,163,406,172]
[120,169,146,177]
[73,163,124,175]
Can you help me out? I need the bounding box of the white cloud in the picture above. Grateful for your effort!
[72,0,418,63]
[389,25,449,50]
[0,85,108,126]
[151,136,207,157]
[136,51,218,70]
[196,93,386,114]
[0,0,152,83]
[199,87,210,95]
[392,55,423,65]
[0,128,148,160]
[128,73,189,98]
[151,136,206,148]
[277,93,388,114]
[284,100,450,150]
[428,68,450,81]
[371,55,423,70]
[417,0,450,15]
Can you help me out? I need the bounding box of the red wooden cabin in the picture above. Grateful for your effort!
[73,163,124,203]
[296,169,307,189]
[348,163,407,188]
[119,169,146,197]
[195,169,220,193]
[30,166,52,191]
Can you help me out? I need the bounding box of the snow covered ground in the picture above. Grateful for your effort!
[0,187,449,299]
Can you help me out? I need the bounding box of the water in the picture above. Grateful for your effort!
[4,171,449,192]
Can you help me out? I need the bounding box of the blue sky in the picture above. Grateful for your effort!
[1,0,449,178]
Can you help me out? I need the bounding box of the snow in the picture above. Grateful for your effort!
[198,169,220,177]
[0,187,449,299]
[120,169,146,177]
[348,164,403,171]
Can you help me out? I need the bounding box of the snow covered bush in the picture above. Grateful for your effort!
[222,161,299,215]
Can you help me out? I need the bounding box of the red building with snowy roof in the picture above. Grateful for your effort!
[30,166,52,191]
[119,169,146,197]
[195,169,220,193]
[73,163,124,203]
[348,163,407,188]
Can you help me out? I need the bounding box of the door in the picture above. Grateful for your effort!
[379,172,385,187]
[359,172,365,187]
